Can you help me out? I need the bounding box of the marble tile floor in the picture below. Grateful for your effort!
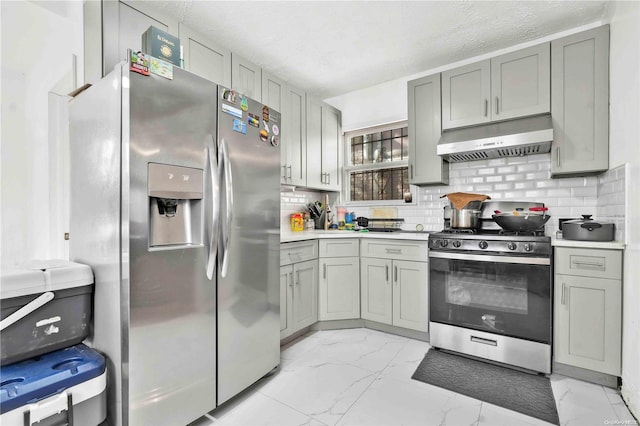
[191,328,638,426]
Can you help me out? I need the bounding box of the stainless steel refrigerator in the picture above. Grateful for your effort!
[69,58,281,426]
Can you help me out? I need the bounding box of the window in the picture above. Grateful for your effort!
[344,122,410,202]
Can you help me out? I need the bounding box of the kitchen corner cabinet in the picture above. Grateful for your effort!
[231,53,262,101]
[306,98,341,191]
[280,241,318,339]
[318,240,360,321]
[360,240,428,332]
[441,43,550,129]
[102,0,179,76]
[178,24,231,87]
[281,84,307,186]
[408,74,449,185]
[551,25,610,177]
[554,246,622,376]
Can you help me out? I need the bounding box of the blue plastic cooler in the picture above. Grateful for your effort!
[1,344,106,425]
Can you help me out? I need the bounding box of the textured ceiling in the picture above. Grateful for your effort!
[149,1,609,99]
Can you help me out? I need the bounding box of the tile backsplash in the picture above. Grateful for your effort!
[280,155,627,241]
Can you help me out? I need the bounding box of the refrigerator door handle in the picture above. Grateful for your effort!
[206,142,220,280]
[219,138,234,278]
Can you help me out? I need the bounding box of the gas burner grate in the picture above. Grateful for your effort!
[498,230,546,237]
[441,228,477,234]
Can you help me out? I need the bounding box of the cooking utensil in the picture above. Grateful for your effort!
[492,207,551,232]
[441,192,490,229]
[562,215,615,241]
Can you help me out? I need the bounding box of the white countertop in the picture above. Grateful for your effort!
[551,237,625,250]
[281,230,431,243]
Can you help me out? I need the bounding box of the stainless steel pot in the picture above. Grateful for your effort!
[449,200,483,229]
[562,215,615,241]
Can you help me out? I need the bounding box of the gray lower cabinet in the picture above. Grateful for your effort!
[179,23,231,87]
[551,25,609,176]
[102,0,179,76]
[318,240,360,321]
[231,53,262,101]
[554,247,622,376]
[441,43,550,130]
[360,239,428,332]
[280,241,318,339]
[408,73,448,185]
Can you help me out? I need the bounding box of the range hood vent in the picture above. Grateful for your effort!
[437,115,553,163]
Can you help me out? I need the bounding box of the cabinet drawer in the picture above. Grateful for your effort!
[319,239,359,257]
[555,247,622,280]
[360,239,428,262]
[280,240,318,266]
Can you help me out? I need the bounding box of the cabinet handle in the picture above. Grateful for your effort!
[323,263,327,279]
[289,272,294,288]
[495,97,499,115]
[385,248,402,254]
[572,261,605,268]
[394,265,398,283]
[385,265,389,282]
[282,165,287,180]
[287,164,292,180]
[556,147,561,167]
[484,99,488,117]
[410,164,413,179]
[561,282,566,305]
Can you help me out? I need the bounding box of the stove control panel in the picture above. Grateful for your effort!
[429,234,551,256]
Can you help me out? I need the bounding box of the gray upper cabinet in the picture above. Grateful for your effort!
[231,53,261,101]
[179,24,231,87]
[282,84,307,186]
[442,60,491,129]
[306,98,341,191]
[491,44,550,121]
[442,43,550,129]
[551,26,610,177]
[408,73,448,185]
[262,71,286,112]
[103,1,179,76]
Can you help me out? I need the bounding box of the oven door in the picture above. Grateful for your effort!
[429,252,551,344]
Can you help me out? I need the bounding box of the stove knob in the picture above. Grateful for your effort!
[440,239,449,247]
[432,240,441,248]
[524,243,533,252]
[479,240,488,250]
[507,242,517,251]
[452,240,461,248]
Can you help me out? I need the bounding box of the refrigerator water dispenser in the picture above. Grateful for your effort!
[148,163,204,247]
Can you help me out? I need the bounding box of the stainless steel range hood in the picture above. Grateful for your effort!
[437,114,553,162]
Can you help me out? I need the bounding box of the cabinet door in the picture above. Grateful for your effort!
[292,260,318,331]
[408,74,448,185]
[306,97,324,189]
[284,84,307,186]
[322,104,341,191]
[360,258,392,325]
[551,26,609,176]
[280,265,293,339]
[442,60,491,129]
[179,24,231,87]
[103,0,179,76]
[491,43,550,121]
[554,274,621,376]
[319,257,360,321]
[392,260,428,332]
[262,71,286,112]
[231,53,261,101]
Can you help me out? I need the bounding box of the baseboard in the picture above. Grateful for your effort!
[281,320,429,345]
[363,320,429,342]
[311,319,364,330]
[553,362,620,388]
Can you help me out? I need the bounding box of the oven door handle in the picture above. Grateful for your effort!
[429,251,550,265]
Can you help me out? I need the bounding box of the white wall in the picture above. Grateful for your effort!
[607,0,640,417]
[1,0,83,268]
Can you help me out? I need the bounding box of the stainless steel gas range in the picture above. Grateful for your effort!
[428,201,552,374]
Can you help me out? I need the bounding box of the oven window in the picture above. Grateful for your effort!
[430,257,551,343]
